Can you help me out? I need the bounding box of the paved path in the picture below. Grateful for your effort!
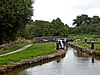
[0,44,33,57]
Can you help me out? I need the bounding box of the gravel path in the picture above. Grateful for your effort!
[0,44,32,57]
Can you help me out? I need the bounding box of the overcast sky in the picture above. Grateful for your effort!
[32,0,100,27]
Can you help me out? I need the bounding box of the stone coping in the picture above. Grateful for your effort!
[68,43,100,56]
[0,50,66,74]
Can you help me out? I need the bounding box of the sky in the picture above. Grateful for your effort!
[32,0,100,27]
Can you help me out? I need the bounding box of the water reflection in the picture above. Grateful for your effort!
[73,49,90,63]
[92,58,95,63]
[56,58,62,63]
[4,47,100,75]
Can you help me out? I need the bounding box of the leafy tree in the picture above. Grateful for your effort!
[50,18,68,36]
[29,18,69,37]
[73,14,90,26]
[71,23,100,34]
[18,24,33,39]
[96,25,100,34]
[68,27,74,34]
[70,14,100,34]
[0,0,34,44]
[30,20,50,37]
[91,16,100,24]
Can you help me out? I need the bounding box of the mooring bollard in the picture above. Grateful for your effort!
[84,37,87,43]
[91,41,94,49]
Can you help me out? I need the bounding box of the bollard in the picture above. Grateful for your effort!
[84,37,87,43]
[56,42,59,50]
[91,41,94,49]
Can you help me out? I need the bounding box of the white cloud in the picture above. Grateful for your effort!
[32,0,100,27]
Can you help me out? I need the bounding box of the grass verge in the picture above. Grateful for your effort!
[0,42,31,55]
[69,34,99,39]
[69,34,100,50]
[73,42,100,50]
[0,42,57,66]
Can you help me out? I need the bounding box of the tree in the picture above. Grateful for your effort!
[73,14,90,26]
[71,14,100,34]
[50,18,68,36]
[0,0,34,44]
[73,15,81,27]
[91,16,100,24]
[29,18,69,37]
[30,20,50,37]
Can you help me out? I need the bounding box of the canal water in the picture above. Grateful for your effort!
[4,46,100,75]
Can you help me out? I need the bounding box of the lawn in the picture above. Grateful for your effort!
[0,42,31,55]
[69,34,99,39]
[0,42,57,66]
[70,33,100,50]
[73,41,100,50]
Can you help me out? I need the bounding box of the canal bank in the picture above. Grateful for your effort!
[0,50,66,74]
[68,43,100,56]
[4,46,100,75]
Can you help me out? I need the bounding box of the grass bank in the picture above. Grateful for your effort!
[69,33,100,50]
[69,34,99,39]
[0,42,57,66]
[0,42,31,55]
[73,42,100,50]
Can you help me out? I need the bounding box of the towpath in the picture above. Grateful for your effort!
[0,44,32,57]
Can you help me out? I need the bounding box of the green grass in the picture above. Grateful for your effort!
[74,42,91,49]
[0,42,31,55]
[69,33,100,50]
[94,44,100,50]
[0,42,57,66]
[73,42,100,50]
[69,34,98,39]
